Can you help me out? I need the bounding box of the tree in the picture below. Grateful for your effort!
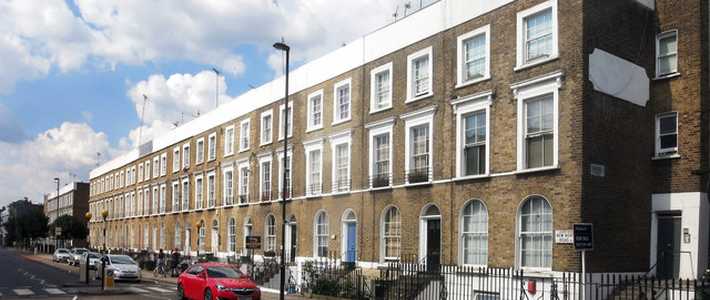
[49,215,88,240]
[4,199,48,245]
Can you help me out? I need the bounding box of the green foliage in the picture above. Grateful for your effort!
[49,215,88,240]
[4,200,48,244]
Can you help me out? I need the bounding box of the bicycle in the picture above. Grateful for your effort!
[153,260,167,278]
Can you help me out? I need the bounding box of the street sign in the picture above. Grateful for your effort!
[55,227,62,237]
[573,223,593,251]
[245,236,261,249]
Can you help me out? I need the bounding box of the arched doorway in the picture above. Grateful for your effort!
[341,209,357,263]
[419,204,441,271]
[211,219,219,254]
[285,215,297,263]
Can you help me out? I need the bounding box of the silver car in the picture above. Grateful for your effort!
[69,248,88,266]
[52,248,72,262]
[104,255,141,282]
[84,252,101,270]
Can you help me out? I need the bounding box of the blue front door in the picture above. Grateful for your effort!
[346,222,356,262]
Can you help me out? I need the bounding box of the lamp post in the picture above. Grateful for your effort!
[273,40,290,300]
[84,212,92,247]
[101,210,108,253]
[53,178,60,249]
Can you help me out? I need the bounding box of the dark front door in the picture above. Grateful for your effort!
[657,215,681,279]
[289,224,297,263]
[426,219,441,272]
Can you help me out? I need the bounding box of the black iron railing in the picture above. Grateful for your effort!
[370,173,391,188]
[406,167,432,184]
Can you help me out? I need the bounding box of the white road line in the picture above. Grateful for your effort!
[13,289,34,296]
[144,286,173,293]
[44,288,66,295]
[127,286,150,293]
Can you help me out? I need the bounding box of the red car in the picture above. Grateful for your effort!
[177,262,261,300]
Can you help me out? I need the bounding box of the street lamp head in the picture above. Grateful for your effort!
[53,177,59,183]
[273,42,290,52]
[85,212,92,221]
[101,209,108,220]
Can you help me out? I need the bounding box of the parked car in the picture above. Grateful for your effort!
[84,252,101,270]
[52,248,72,262]
[68,248,88,266]
[103,255,142,282]
[177,263,260,300]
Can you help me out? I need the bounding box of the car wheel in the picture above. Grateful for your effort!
[204,288,212,300]
[177,284,186,300]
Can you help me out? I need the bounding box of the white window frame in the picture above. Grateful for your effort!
[173,146,181,173]
[370,62,393,114]
[223,166,234,206]
[239,119,250,152]
[258,154,273,202]
[172,181,180,212]
[304,139,324,197]
[307,90,324,132]
[227,218,236,254]
[181,178,190,211]
[513,72,561,172]
[196,138,205,164]
[237,160,250,204]
[265,214,276,252]
[515,0,559,70]
[208,133,217,161]
[279,103,293,141]
[655,112,679,157]
[153,156,160,179]
[144,161,150,179]
[182,143,190,169]
[195,174,204,210]
[380,205,402,262]
[207,171,216,208]
[516,195,553,271]
[402,107,436,185]
[330,131,352,194]
[333,78,352,125]
[277,149,293,200]
[138,164,144,182]
[454,92,492,179]
[655,30,679,79]
[457,25,491,88]
[160,153,167,176]
[224,125,235,156]
[366,118,395,189]
[260,110,273,146]
[313,210,329,258]
[406,46,434,103]
[459,199,489,267]
[159,184,166,214]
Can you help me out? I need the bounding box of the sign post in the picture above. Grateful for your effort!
[245,236,261,276]
[574,223,594,300]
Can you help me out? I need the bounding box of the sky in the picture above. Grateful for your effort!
[0,0,436,207]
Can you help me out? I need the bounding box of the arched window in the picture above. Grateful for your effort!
[197,220,206,252]
[314,211,329,257]
[243,218,252,254]
[461,200,488,265]
[228,218,236,253]
[518,196,553,269]
[266,215,276,251]
[382,206,401,260]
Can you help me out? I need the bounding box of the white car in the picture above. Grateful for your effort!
[53,248,72,262]
[69,248,88,266]
[104,255,142,282]
[83,252,101,270]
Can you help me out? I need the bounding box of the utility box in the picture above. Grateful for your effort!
[79,260,88,282]
[103,268,114,288]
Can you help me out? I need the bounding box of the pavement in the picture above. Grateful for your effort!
[0,247,313,300]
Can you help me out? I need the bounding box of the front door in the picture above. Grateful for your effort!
[211,228,219,253]
[286,223,297,263]
[657,215,681,279]
[184,229,191,254]
[345,222,357,262]
[426,219,441,272]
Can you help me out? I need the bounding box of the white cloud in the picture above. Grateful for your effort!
[0,122,113,207]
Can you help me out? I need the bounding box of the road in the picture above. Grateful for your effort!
[0,247,175,299]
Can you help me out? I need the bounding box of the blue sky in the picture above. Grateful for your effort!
[0,0,436,207]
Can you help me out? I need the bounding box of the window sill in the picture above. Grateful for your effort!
[277,135,293,142]
[653,72,681,81]
[305,194,322,199]
[515,165,560,175]
[259,141,272,147]
[370,104,392,114]
[455,76,491,89]
[652,153,681,161]
[405,92,434,104]
[238,203,249,207]
[332,118,351,126]
[514,56,559,72]
[331,190,351,196]
[306,126,323,134]
[238,148,250,153]
[453,174,490,182]
[404,181,433,187]
[224,152,234,158]
[369,186,393,192]
[519,269,555,278]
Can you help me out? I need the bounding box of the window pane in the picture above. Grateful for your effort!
[659,115,677,134]
[413,56,430,95]
[464,34,486,81]
[659,35,677,56]
[519,197,553,269]
[375,71,390,109]
[660,134,678,149]
[525,9,553,61]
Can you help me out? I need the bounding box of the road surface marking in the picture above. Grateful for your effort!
[44,288,66,295]
[145,286,173,293]
[13,289,34,296]
[127,286,150,293]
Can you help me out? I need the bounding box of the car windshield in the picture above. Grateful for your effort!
[110,256,135,265]
[206,266,243,279]
[88,253,100,259]
[74,249,87,254]
[58,250,68,253]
